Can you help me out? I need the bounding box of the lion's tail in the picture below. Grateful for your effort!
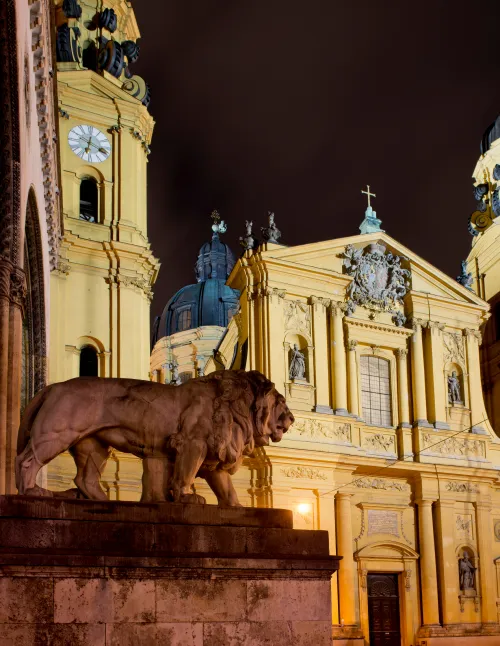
[17,385,52,455]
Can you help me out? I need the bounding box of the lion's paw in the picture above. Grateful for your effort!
[23,485,54,498]
[179,493,206,505]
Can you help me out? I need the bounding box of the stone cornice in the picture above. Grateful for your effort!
[344,318,413,337]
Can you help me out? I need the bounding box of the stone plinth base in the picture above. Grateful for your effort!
[331,624,364,644]
[417,623,500,645]
[0,496,340,645]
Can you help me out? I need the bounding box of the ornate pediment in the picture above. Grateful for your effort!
[342,242,411,324]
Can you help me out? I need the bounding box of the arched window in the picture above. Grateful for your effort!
[360,356,392,426]
[79,178,98,222]
[80,346,98,377]
[177,308,192,332]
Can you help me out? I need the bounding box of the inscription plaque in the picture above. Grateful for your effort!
[367,509,399,537]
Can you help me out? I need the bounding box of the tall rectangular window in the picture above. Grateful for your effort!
[177,309,192,332]
[360,356,392,427]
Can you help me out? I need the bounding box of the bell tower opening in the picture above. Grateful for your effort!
[79,346,98,377]
[79,177,98,223]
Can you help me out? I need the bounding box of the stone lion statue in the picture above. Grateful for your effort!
[16,370,294,506]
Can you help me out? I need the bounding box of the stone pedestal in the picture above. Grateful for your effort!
[0,496,340,645]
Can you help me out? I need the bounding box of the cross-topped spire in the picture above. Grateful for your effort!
[210,209,227,236]
[359,184,383,235]
[361,184,376,208]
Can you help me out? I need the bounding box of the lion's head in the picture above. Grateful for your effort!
[207,369,294,464]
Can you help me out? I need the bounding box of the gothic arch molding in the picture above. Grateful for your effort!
[21,188,47,414]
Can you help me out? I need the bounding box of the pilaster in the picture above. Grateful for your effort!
[475,497,497,623]
[335,492,357,626]
[310,297,332,413]
[435,499,459,624]
[330,302,348,415]
[347,339,359,417]
[425,321,449,429]
[464,328,487,432]
[416,499,440,626]
[411,319,431,427]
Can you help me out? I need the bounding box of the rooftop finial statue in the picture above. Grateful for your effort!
[211,209,227,236]
[261,211,281,243]
[456,260,474,291]
[240,220,256,251]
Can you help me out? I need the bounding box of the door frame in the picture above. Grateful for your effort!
[355,541,419,646]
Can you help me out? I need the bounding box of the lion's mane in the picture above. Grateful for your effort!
[172,370,275,469]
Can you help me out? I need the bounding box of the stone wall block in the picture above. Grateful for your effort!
[106,622,203,646]
[290,620,333,646]
[245,527,329,556]
[54,520,154,553]
[47,624,106,645]
[247,580,331,622]
[155,524,247,555]
[0,518,54,549]
[203,621,293,646]
[0,578,53,623]
[110,579,155,623]
[156,580,247,622]
[54,578,113,623]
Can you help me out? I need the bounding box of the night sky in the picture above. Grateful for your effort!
[132,1,500,326]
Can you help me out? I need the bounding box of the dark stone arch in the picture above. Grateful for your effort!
[21,189,47,414]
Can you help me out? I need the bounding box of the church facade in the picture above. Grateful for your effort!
[198,216,500,645]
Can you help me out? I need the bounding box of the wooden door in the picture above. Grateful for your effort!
[367,573,401,646]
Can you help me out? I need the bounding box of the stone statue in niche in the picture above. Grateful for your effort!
[289,344,306,381]
[16,370,294,506]
[459,552,476,590]
[448,371,463,405]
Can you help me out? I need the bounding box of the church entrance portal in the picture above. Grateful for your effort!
[367,573,401,646]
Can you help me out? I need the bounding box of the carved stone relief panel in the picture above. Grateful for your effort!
[443,332,466,366]
[421,433,486,459]
[455,514,474,541]
[446,481,479,494]
[284,300,311,335]
[291,418,352,443]
[354,477,409,492]
[362,433,396,455]
[280,466,328,481]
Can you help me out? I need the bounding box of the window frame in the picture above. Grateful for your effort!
[359,354,394,428]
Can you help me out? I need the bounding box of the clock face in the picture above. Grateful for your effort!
[68,125,111,163]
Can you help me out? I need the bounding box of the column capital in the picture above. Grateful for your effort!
[396,347,408,359]
[335,491,353,501]
[410,317,425,331]
[330,300,345,317]
[426,320,445,333]
[309,295,331,309]
[463,328,482,343]
[347,339,358,351]
[415,498,436,507]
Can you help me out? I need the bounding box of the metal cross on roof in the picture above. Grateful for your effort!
[361,185,376,208]
[211,209,221,224]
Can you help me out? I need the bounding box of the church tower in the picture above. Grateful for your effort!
[50,0,159,382]
[466,115,500,434]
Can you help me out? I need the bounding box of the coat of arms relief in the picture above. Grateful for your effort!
[342,242,411,325]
